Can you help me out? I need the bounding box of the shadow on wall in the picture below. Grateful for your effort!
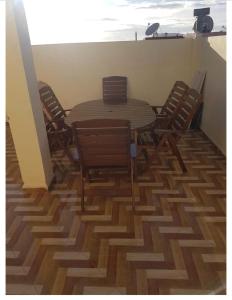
[199,37,226,155]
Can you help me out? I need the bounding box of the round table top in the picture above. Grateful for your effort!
[65,98,155,130]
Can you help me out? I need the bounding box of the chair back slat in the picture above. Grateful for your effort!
[103,76,127,104]
[171,88,202,130]
[72,119,131,168]
[161,81,189,116]
[38,82,65,123]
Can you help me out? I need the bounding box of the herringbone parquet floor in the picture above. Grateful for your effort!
[6,124,226,295]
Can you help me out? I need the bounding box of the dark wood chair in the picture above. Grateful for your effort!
[152,81,189,128]
[72,119,136,211]
[103,76,127,104]
[138,88,202,172]
[38,81,73,149]
[38,81,75,175]
[38,81,71,130]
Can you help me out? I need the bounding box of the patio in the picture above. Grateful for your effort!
[6,124,226,295]
[6,0,226,296]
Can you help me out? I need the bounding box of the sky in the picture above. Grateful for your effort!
[23,0,227,45]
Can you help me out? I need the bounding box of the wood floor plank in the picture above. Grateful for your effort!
[146,269,188,280]
[184,206,216,212]
[142,216,173,222]
[126,252,164,262]
[201,254,226,263]
[67,268,107,278]
[83,286,127,295]
[31,226,64,233]
[159,226,193,234]
[109,238,144,246]
[178,240,216,247]
[6,266,30,276]
[6,284,43,295]
[94,225,127,233]
[53,252,90,261]
[41,238,76,246]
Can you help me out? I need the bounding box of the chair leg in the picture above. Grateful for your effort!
[80,167,85,211]
[167,134,187,173]
[131,159,135,211]
[141,134,167,172]
[134,158,137,180]
[85,169,89,183]
[156,134,168,151]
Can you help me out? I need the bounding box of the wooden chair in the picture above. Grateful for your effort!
[72,119,136,211]
[152,81,189,127]
[138,88,202,172]
[103,76,127,104]
[38,81,75,174]
[38,80,73,146]
[38,81,71,130]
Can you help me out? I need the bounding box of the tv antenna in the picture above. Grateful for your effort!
[145,23,160,36]
[193,7,214,33]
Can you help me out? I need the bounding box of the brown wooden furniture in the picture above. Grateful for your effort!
[138,88,202,172]
[65,99,154,177]
[38,81,71,130]
[38,81,74,172]
[103,76,127,104]
[152,80,189,118]
[72,119,136,211]
[65,98,155,130]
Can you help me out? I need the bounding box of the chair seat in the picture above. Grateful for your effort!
[69,144,137,162]
[71,119,136,211]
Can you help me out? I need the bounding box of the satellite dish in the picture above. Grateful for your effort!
[145,23,160,36]
[193,15,214,33]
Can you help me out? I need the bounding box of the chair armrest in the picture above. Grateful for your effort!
[46,126,71,137]
[47,126,73,151]
[46,118,70,130]
[153,128,185,135]
[136,121,155,133]
[154,116,172,129]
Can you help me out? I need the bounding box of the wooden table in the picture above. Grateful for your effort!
[65,98,155,130]
[65,98,155,174]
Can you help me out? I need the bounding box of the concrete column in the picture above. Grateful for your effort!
[6,0,54,189]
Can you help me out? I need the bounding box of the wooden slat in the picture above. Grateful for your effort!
[160,81,189,117]
[103,76,127,104]
[171,88,202,130]
[38,82,65,122]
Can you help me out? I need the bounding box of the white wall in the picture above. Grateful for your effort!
[32,39,195,108]
[197,36,226,155]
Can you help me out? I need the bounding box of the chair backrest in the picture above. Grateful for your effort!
[103,76,127,104]
[38,81,65,124]
[72,119,131,168]
[171,88,202,130]
[161,81,189,116]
